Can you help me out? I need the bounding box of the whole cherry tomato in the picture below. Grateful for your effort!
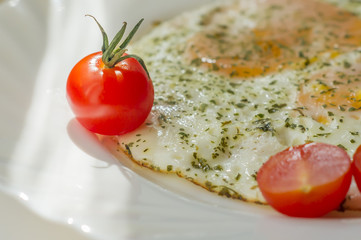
[257,143,352,218]
[67,16,154,135]
[352,145,361,193]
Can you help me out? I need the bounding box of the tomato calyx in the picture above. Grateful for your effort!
[86,14,150,78]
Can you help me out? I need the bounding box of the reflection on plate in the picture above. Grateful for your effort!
[1,0,361,240]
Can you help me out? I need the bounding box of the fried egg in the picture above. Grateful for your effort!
[100,0,361,209]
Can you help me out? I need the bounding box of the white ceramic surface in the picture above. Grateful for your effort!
[1,0,361,239]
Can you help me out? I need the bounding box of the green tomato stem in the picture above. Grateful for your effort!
[85,14,109,53]
[103,22,127,63]
[86,15,150,78]
[112,54,150,78]
[119,19,144,50]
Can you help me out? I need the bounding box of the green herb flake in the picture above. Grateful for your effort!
[337,144,347,150]
[214,165,223,171]
[343,61,352,69]
[125,144,132,156]
[269,80,277,85]
[167,165,173,172]
[251,172,257,181]
[236,103,246,108]
[199,103,208,112]
[221,121,232,127]
[191,58,202,66]
[313,133,331,137]
[227,89,235,95]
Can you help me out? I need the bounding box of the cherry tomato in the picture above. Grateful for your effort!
[257,143,352,218]
[67,52,153,135]
[352,145,361,193]
[66,16,154,135]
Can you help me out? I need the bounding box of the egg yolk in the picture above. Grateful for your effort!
[185,0,361,78]
[297,62,361,124]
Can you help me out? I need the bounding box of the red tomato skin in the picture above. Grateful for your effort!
[66,52,154,135]
[257,143,352,218]
[352,145,361,193]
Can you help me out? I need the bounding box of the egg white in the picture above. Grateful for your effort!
[102,0,361,207]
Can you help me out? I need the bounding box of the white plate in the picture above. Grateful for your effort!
[1,0,361,239]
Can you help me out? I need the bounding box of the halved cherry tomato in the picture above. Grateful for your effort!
[257,143,352,217]
[67,16,154,135]
[352,145,361,193]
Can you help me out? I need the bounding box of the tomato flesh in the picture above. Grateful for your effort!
[352,145,361,193]
[257,143,352,217]
[67,52,154,135]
